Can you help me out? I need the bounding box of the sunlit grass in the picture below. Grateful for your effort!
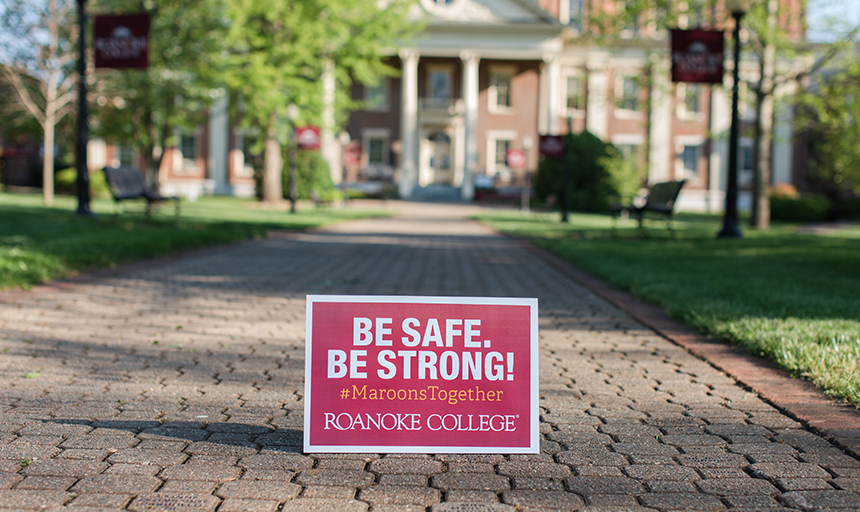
[0,193,391,291]
[477,208,860,407]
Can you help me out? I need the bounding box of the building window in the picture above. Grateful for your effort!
[490,70,513,109]
[368,138,385,165]
[617,144,640,164]
[566,75,582,111]
[181,134,197,171]
[680,144,699,177]
[117,145,134,167]
[364,79,387,110]
[429,70,451,100]
[568,0,583,30]
[684,84,701,114]
[362,129,391,180]
[739,140,755,184]
[618,76,639,112]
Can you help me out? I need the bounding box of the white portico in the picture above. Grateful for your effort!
[395,0,563,200]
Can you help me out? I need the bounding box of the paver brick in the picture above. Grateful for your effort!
[294,469,375,488]
[128,493,220,512]
[159,464,242,481]
[502,489,584,509]
[20,459,108,477]
[218,498,280,512]
[370,458,444,475]
[14,476,77,490]
[216,480,301,500]
[71,475,162,494]
[749,462,831,480]
[432,504,514,512]
[695,477,780,495]
[781,490,860,510]
[431,473,510,492]
[637,492,725,510]
[281,498,369,512]
[623,464,699,481]
[359,485,441,506]
[563,476,644,494]
[0,490,70,509]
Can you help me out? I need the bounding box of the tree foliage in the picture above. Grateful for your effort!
[89,0,229,187]
[795,56,860,198]
[534,131,641,212]
[223,0,417,202]
[0,0,79,205]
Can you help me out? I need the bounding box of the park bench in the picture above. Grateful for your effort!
[611,180,686,237]
[103,166,180,223]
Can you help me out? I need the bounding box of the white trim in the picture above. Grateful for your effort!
[611,134,644,146]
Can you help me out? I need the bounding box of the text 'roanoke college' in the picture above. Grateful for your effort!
[324,412,518,432]
[343,384,504,404]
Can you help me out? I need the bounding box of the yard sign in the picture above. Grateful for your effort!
[304,295,539,453]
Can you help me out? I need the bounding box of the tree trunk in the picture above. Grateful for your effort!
[750,0,777,229]
[262,124,283,203]
[42,114,56,207]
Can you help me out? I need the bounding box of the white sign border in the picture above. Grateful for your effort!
[304,295,539,454]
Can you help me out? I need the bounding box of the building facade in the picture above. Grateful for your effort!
[76,0,807,212]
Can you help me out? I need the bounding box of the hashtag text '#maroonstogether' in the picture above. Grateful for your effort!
[338,384,504,405]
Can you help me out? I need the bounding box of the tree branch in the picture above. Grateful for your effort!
[1,65,46,124]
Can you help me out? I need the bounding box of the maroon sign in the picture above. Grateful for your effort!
[94,14,150,69]
[671,29,724,84]
[296,126,321,150]
[538,135,565,158]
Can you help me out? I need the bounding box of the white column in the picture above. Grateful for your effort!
[461,51,480,200]
[320,59,340,185]
[772,81,796,186]
[538,54,560,135]
[399,49,419,199]
[207,94,229,194]
[648,56,672,184]
[586,53,609,139]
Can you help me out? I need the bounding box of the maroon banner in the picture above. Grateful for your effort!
[671,29,724,83]
[538,135,565,157]
[295,126,321,150]
[94,14,150,69]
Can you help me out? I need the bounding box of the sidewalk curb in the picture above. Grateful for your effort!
[507,235,860,456]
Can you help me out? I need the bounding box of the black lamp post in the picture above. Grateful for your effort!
[561,116,573,223]
[75,0,94,217]
[717,0,751,238]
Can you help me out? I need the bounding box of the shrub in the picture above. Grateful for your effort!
[834,197,860,220]
[770,194,833,222]
[533,131,642,212]
[54,168,111,198]
[282,150,337,202]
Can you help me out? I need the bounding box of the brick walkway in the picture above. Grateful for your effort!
[1,201,860,511]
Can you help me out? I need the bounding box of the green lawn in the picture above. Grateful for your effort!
[477,209,860,407]
[0,193,390,291]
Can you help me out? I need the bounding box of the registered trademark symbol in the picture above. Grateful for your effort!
[516,415,520,418]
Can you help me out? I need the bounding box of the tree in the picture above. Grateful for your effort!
[795,55,860,198]
[223,0,416,203]
[1,0,79,206]
[89,0,228,189]
[738,0,857,228]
